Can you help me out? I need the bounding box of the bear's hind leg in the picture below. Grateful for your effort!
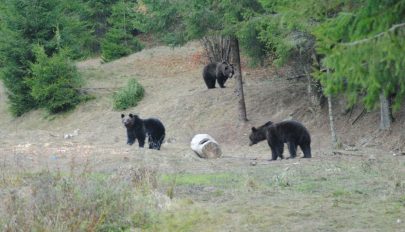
[204,77,216,89]
[300,143,312,158]
[148,136,154,149]
[155,134,165,150]
[287,142,297,158]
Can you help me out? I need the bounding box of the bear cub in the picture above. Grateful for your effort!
[121,113,165,150]
[249,120,311,160]
[202,61,234,89]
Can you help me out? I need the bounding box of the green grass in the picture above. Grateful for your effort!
[1,155,404,231]
[161,172,242,187]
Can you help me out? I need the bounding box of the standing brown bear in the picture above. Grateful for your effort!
[202,61,234,89]
[121,113,165,150]
[249,120,312,160]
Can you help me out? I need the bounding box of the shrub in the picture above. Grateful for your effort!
[113,78,144,110]
[1,169,159,231]
[28,46,84,114]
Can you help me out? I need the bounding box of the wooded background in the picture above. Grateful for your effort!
[0,0,404,136]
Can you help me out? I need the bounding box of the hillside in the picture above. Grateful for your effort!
[1,42,405,231]
[1,42,404,159]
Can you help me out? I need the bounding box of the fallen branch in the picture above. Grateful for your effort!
[332,149,364,157]
[78,87,119,93]
[351,108,366,125]
[286,74,309,80]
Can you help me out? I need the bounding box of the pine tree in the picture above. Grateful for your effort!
[0,0,90,116]
[101,0,143,62]
[28,46,83,114]
[315,0,405,128]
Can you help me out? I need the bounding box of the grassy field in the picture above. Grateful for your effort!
[1,151,404,231]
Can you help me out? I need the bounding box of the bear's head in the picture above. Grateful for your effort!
[218,61,234,78]
[249,121,273,146]
[121,113,140,128]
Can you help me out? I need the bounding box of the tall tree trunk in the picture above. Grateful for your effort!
[327,95,338,148]
[230,37,248,122]
[379,92,392,130]
[327,69,339,148]
[305,67,323,107]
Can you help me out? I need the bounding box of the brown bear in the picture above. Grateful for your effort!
[202,61,234,89]
[121,113,165,150]
[249,120,311,160]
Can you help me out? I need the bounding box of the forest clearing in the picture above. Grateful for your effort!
[0,0,404,231]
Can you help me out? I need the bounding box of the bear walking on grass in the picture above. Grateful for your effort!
[249,120,311,160]
[121,113,165,150]
[202,61,234,89]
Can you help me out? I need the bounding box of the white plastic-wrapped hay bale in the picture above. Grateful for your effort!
[190,134,222,159]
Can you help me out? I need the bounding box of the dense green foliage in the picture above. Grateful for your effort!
[101,0,144,62]
[0,0,145,116]
[28,46,84,114]
[0,0,403,116]
[315,0,405,110]
[81,0,120,52]
[257,0,405,110]
[0,0,90,116]
[113,78,144,110]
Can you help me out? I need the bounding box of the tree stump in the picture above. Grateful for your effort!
[190,134,222,159]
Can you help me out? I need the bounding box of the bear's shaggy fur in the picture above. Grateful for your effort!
[121,113,165,150]
[249,120,311,160]
[202,61,234,89]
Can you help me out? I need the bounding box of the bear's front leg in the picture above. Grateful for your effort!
[217,78,226,88]
[127,138,136,145]
[270,147,279,161]
[126,130,136,145]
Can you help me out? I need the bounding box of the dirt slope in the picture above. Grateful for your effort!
[0,42,404,172]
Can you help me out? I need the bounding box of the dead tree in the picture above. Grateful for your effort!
[200,36,231,62]
[379,91,392,130]
[230,36,248,121]
[327,69,340,148]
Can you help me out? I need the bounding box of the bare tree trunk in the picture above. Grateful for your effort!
[230,37,248,122]
[379,92,392,130]
[327,69,339,148]
[327,95,338,148]
[304,67,323,107]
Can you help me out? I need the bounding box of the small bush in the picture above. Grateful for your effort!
[113,78,144,110]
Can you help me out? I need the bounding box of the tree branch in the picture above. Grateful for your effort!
[341,22,405,46]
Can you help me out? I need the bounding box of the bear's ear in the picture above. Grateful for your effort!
[121,114,125,118]
[129,113,134,118]
[251,127,257,132]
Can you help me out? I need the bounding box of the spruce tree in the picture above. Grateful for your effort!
[101,0,143,62]
[0,0,90,116]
